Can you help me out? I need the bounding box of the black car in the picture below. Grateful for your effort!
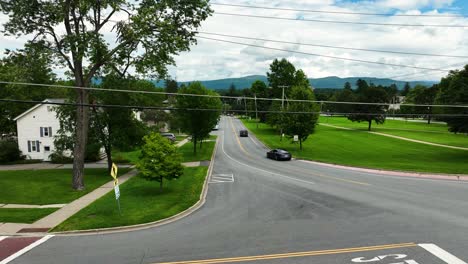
[239,130,248,137]
[266,149,292,161]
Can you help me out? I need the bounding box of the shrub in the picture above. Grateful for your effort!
[0,140,24,163]
[49,152,73,164]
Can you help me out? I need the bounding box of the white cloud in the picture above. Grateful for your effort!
[1,0,467,83]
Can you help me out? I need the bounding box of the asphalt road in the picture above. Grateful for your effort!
[11,116,468,264]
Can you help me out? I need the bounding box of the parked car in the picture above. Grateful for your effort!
[266,149,292,161]
[160,133,176,142]
[239,130,248,137]
[212,124,219,130]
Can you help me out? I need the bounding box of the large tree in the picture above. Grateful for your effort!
[403,84,438,124]
[436,65,468,133]
[250,80,270,122]
[0,0,212,190]
[0,42,60,134]
[175,82,221,154]
[348,81,389,131]
[282,86,319,150]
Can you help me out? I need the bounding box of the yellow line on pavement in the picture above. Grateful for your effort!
[154,242,417,264]
[230,117,369,186]
[229,117,251,157]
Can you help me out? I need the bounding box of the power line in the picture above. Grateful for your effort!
[198,32,468,59]
[211,3,465,18]
[388,62,466,80]
[1,98,467,117]
[2,80,468,108]
[215,12,468,28]
[197,36,451,72]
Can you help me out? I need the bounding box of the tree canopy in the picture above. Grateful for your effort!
[282,86,319,150]
[175,82,222,154]
[436,65,468,133]
[0,0,212,190]
[347,81,389,131]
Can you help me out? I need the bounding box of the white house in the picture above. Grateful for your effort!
[14,99,65,161]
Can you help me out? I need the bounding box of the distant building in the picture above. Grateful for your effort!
[13,99,65,161]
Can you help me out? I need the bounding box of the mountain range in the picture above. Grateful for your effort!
[157,75,437,90]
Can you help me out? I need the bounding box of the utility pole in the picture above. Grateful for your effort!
[244,96,248,118]
[278,85,289,141]
[254,93,259,128]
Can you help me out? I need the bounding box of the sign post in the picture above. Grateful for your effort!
[110,163,121,215]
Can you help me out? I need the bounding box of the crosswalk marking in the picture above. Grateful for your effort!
[210,174,234,183]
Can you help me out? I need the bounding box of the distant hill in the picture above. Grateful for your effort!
[153,75,436,90]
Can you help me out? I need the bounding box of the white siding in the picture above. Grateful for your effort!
[16,105,61,161]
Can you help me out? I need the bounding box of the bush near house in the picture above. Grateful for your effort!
[0,140,24,163]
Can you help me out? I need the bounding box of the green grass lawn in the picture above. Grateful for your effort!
[0,168,130,204]
[178,136,217,162]
[112,149,141,164]
[52,166,208,231]
[242,119,468,174]
[323,117,468,148]
[0,208,58,223]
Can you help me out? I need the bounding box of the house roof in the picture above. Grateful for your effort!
[13,99,66,121]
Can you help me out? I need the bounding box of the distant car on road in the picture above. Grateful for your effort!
[160,133,176,142]
[239,130,248,137]
[266,149,292,161]
[213,124,219,130]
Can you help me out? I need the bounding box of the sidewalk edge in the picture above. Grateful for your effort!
[47,136,219,236]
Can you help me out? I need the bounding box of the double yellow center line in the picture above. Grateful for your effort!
[154,242,417,264]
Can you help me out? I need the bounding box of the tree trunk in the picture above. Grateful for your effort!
[160,176,163,191]
[193,136,197,154]
[200,139,203,150]
[299,139,303,150]
[72,88,89,190]
[368,120,372,131]
[106,145,112,174]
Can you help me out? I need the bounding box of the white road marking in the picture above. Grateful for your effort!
[419,243,467,264]
[210,174,234,183]
[220,130,315,185]
[0,236,8,242]
[0,235,54,264]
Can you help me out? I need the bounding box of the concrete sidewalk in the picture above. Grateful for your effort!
[0,169,137,235]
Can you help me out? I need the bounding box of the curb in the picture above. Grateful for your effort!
[46,137,219,236]
[297,159,468,181]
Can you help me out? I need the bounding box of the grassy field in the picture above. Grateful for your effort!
[323,117,468,148]
[178,136,217,162]
[112,149,141,164]
[242,119,468,174]
[0,168,130,204]
[0,208,58,223]
[52,166,208,231]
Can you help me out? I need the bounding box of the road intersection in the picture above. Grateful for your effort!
[3,116,468,264]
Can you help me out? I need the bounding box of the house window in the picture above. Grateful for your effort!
[40,127,52,137]
[44,146,50,152]
[31,141,38,152]
[27,140,40,153]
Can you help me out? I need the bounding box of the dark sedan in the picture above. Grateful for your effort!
[266,149,292,161]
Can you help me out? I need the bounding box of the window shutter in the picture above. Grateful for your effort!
[27,141,31,152]
[49,127,52,137]
[40,127,43,137]
[36,140,40,152]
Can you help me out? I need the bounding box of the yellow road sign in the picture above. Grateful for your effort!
[110,163,118,180]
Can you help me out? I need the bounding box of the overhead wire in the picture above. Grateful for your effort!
[1,98,467,117]
[196,36,451,72]
[198,32,468,59]
[1,80,468,108]
[211,3,465,18]
[214,12,468,28]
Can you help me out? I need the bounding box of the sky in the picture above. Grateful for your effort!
[1,0,468,82]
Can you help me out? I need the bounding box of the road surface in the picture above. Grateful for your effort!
[7,116,468,264]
